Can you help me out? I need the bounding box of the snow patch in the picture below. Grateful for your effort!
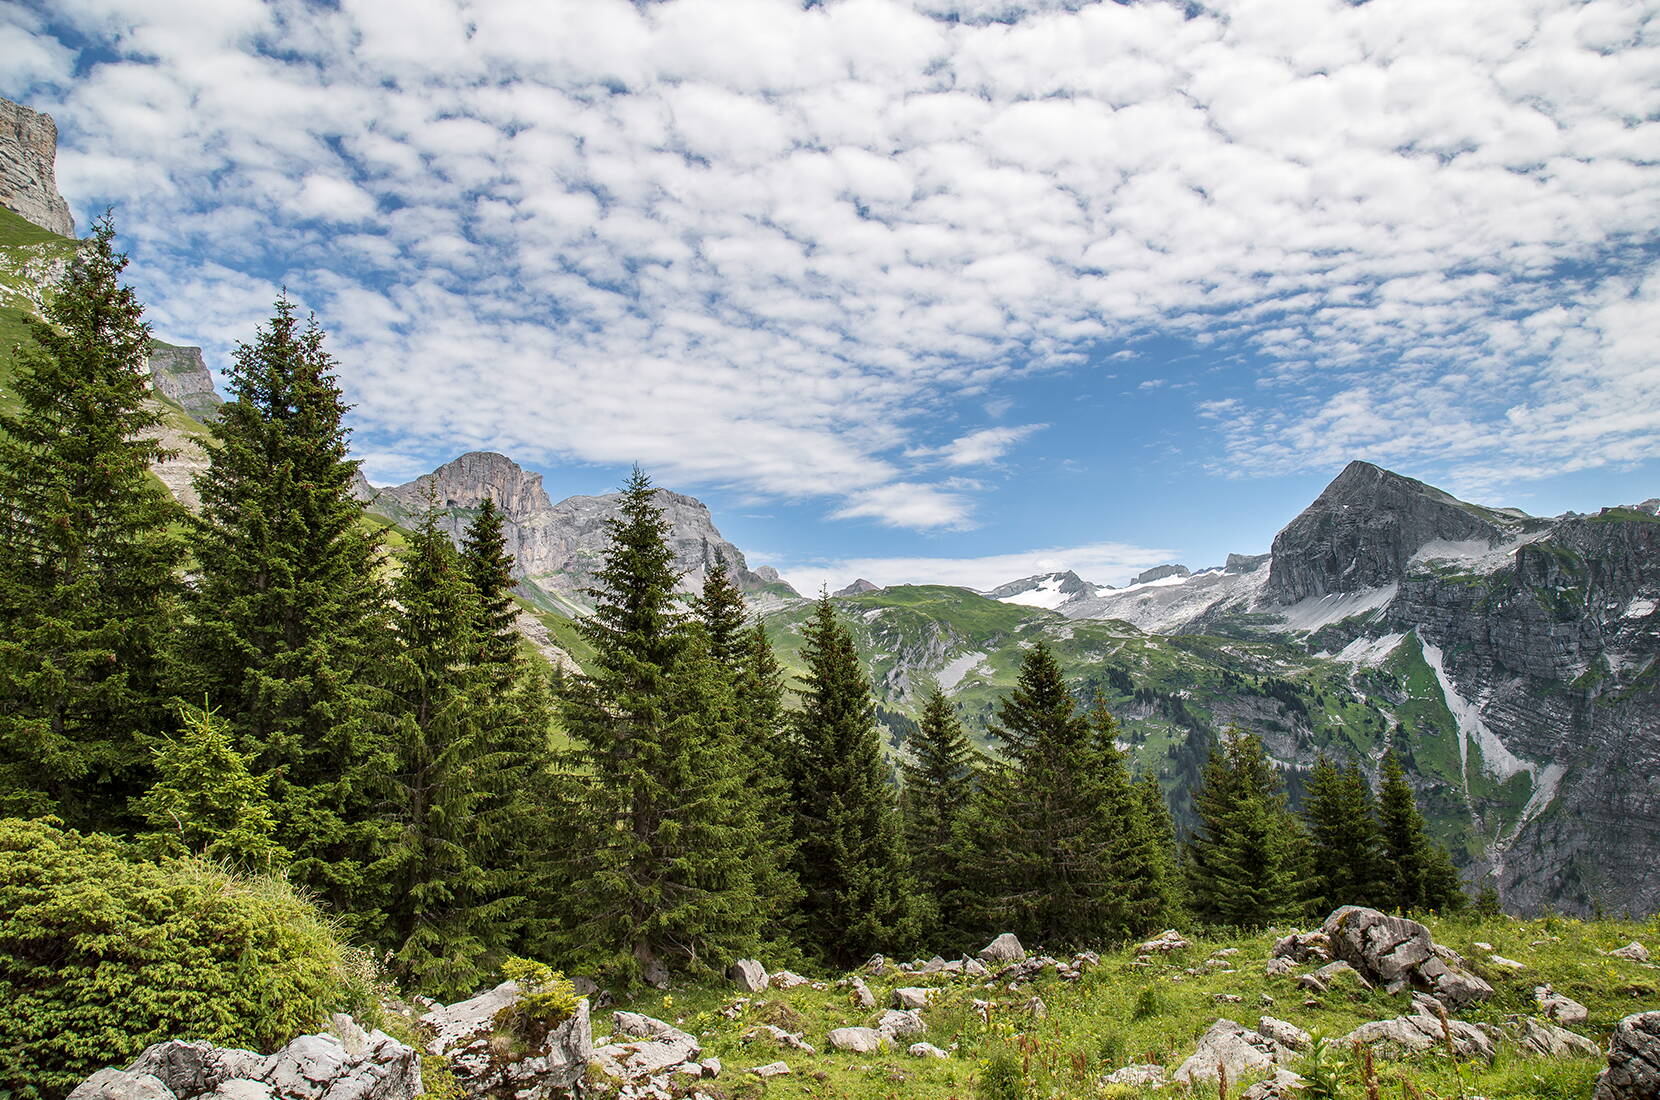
[1329,632,1406,667]
[937,651,987,693]
[1625,597,1657,619]
[997,576,1074,610]
[1273,585,1397,633]
[1420,640,1532,782]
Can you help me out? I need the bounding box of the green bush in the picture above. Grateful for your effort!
[0,818,353,1099]
[493,956,580,1046]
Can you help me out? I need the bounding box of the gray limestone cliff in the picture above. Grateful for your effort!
[365,451,799,614]
[0,97,75,237]
[1265,461,1528,604]
[146,342,222,422]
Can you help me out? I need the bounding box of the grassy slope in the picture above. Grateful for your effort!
[592,913,1656,1100]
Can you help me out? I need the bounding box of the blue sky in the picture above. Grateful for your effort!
[5,0,1658,593]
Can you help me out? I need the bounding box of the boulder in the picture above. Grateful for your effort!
[877,1009,927,1038]
[1137,929,1193,954]
[827,1027,888,1053]
[1101,1064,1167,1088]
[1611,942,1651,963]
[963,958,991,979]
[740,1024,813,1053]
[770,969,811,989]
[851,978,877,1009]
[1343,1010,1494,1061]
[1297,960,1372,995]
[1263,957,1297,977]
[892,987,934,1010]
[1504,1015,1601,1058]
[202,1083,273,1100]
[729,959,769,993]
[593,1012,700,1081]
[978,933,1025,963]
[909,1043,948,1059]
[1488,954,1526,970]
[1321,907,1492,1006]
[1023,996,1048,1019]
[262,1031,420,1100]
[1242,1068,1308,1100]
[1256,1016,1312,1053]
[67,1071,177,1100]
[125,1041,264,1097]
[1172,1019,1293,1086]
[1535,984,1590,1026]
[1596,1012,1660,1100]
[423,982,591,1095]
[1271,931,1331,963]
[749,1062,791,1078]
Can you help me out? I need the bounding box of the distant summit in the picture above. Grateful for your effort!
[986,570,1098,610]
[834,578,880,597]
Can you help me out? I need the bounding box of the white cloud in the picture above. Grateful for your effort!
[915,423,1046,467]
[777,538,1176,597]
[7,0,1659,527]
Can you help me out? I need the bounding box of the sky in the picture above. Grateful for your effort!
[5,0,1659,595]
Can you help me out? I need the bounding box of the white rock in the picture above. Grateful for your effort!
[1257,1016,1313,1052]
[1102,1064,1167,1088]
[1535,984,1589,1026]
[877,1009,927,1038]
[1137,929,1193,954]
[892,987,934,1010]
[770,970,811,988]
[1242,1068,1308,1100]
[909,1043,948,1059]
[1173,1020,1292,1085]
[66,1070,177,1100]
[1611,942,1650,963]
[749,1062,790,1078]
[978,933,1025,964]
[827,1027,887,1053]
[728,960,769,993]
[1489,954,1526,970]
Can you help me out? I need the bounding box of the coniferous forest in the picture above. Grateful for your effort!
[0,224,1606,1100]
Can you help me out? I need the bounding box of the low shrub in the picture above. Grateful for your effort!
[0,818,353,1099]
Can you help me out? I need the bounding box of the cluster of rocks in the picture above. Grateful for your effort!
[68,1016,420,1100]
[421,980,592,1097]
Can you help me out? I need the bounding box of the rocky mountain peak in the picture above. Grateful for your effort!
[146,342,222,422]
[0,97,75,237]
[834,578,881,597]
[1264,461,1511,604]
[374,451,554,520]
[1130,564,1191,586]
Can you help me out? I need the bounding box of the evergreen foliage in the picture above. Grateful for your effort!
[1184,729,1313,927]
[1302,755,1390,913]
[1134,772,1185,918]
[960,647,1167,946]
[786,593,923,964]
[184,296,393,925]
[692,559,800,933]
[378,501,511,999]
[899,686,979,916]
[1377,750,1466,913]
[460,498,520,674]
[0,215,183,826]
[134,702,286,868]
[553,469,765,983]
[0,818,351,1100]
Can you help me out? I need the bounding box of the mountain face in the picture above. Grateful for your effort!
[363,451,799,615]
[145,342,222,422]
[986,570,1098,609]
[761,468,1658,918]
[834,579,881,597]
[0,98,74,238]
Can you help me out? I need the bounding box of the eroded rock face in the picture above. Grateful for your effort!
[1597,1013,1660,1100]
[0,97,75,237]
[365,452,795,611]
[421,980,592,1098]
[147,344,223,422]
[1265,461,1506,604]
[65,1021,420,1100]
[1343,1010,1494,1061]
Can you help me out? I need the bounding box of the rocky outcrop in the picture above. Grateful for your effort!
[1131,564,1191,585]
[1322,907,1494,1006]
[1265,461,1511,604]
[147,343,222,422]
[365,452,796,612]
[66,1017,420,1100]
[1596,1012,1660,1100]
[421,980,591,1097]
[0,97,75,237]
[1172,1019,1294,1086]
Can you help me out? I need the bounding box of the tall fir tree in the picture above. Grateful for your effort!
[377,501,514,998]
[1302,755,1390,913]
[1086,702,1176,936]
[786,593,923,965]
[959,646,1159,946]
[1184,729,1313,927]
[692,559,800,936]
[456,496,560,958]
[0,214,183,826]
[899,687,979,920]
[553,469,765,984]
[184,296,392,926]
[1134,772,1186,919]
[1377,750,1466,913]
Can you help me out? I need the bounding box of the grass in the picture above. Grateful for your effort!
[587,913,1654,1099]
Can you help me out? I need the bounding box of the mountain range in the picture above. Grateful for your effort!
[2,95,1656,918]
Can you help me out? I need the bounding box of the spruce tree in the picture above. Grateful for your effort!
[899,686,979,916]
[1087,703,1175,936]
[786,593,922,964]
[1377,750,1466,912]
[959,648,1158,946]
[692,560,799,935]
[376,501,514,998]
[460,498,520,674]
[1184,729,1313,927]
[1302,755,1389,913]
[554,469,764,984]
[134,702,286,867]
[0,215,183,826]
[1135,772,1186,918]
[184,297,392,926]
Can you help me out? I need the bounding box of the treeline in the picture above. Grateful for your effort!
[0,220,1465,1001]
